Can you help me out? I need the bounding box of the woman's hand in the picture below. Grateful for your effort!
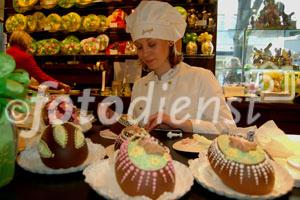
[144,112,192,132]
[144,113,172,131]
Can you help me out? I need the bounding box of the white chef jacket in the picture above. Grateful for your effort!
[128,62,236,134]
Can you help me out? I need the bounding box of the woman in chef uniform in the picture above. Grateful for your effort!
[124,1,236,134]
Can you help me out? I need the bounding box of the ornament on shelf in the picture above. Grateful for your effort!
[175,6,187,21]
[250,0,296,29]
[183,32,198,55]
[252,43,293,68]
[198,32,213,55]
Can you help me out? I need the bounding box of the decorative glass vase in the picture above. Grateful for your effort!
[186,41,198,55]
[201,41,214,55]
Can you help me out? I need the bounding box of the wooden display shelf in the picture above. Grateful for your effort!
[4,0,140,16]
[6,28,130,40]
[35,54,138,64]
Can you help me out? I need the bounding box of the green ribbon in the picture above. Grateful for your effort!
[183,32,198,44]
[0,52,30,187]
[0,53,29,101]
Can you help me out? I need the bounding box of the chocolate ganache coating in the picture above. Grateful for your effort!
[115,136,175,199]
[38,122,88,169]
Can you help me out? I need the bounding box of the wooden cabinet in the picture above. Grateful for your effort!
[4,0,218,89]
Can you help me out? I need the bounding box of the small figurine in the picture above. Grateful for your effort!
[246,131,255,142]
[253,47,264,66]
[287,12,295,28]
[277,2,295,28]
[250,15,255,29]
[253,0,284,28]
[187,8,199,29]
[263,43,273,58]
[223,57,242,84]
[282,49,292,66]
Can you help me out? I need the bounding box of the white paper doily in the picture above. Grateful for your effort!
[189,154,294,200]
[17,138,106,174]
[83,155,194,200]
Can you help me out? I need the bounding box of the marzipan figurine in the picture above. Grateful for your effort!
[250,0,296,29]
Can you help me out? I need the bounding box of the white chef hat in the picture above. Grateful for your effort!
[125,1,187,42]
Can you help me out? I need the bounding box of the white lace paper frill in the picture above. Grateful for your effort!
[83,154,194,200]
[189,153,294,200]
[17,138,105,174]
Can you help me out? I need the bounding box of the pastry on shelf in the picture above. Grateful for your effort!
[207,134,275,195]
[5,14,27,33]
[36,38,61,55]
[13,0,37,13]
[61,35,81,55]
[45,13,62,32]
[33,12,47,31]
[81,37,100,55]
[105,41,127,55]
[26,15,37,32]
[75,0,93,7]
[115,135,175,199]
[13,0,35,13]
[61,12,81,32]
[40,0,58,9]
[28,39,37,55]
[98,15,108,32]
[38,122,88,169]
[107,9,126,28]
[82,14,100,32]
[17,0,38,7]
[58,0,75,8]
[97,34,109,51]
[125,41,137,55]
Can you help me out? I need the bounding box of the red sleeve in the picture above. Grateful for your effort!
[22,54,59,84]
[6,47,59,84]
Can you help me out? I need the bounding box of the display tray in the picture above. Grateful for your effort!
[17,138,105,174]
[189,154,294,200]
[83,154,194,200]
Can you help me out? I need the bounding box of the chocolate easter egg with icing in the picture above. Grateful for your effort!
[114,125,149,150]
[43,95,80,126]
[207,134,275,195]
[38,122,88,169]
[115,136,175,199]
[109,114,136,135]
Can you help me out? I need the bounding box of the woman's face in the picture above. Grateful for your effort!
[134,38,170,72]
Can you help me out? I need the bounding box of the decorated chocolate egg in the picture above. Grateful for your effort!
[38,122,88,169]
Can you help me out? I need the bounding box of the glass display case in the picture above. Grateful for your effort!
[241,29,300,96]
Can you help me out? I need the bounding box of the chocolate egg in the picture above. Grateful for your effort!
[38,122,88,169]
